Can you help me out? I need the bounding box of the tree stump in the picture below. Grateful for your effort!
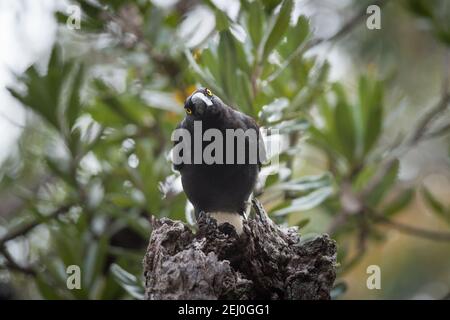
[143,199,337,300]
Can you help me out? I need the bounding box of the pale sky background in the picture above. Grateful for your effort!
[0,0,57,163]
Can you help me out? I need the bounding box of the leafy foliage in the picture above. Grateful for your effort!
[0,0,449,300]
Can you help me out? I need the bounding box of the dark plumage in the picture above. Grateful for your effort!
[173,88,265,232]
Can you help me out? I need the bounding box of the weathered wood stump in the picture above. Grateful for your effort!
[143,199,336,300]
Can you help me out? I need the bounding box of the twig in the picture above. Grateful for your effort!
[267,0,389,83]
[332,52,450,242]
[327,211,349,235]
[373,214,450,242]
[423,121,450,140]
[338,246,365,276]
[0,205,70,248]
[0,205,70,275]
[361,54,450,199]
[103,10,181,78]
[0,174,54,218]
[0,110,26,129]
[0,246,36,276]
[407,94,450,146]
[320,0,389,45]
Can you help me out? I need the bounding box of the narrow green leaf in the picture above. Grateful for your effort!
[273,119,309,134]
[422,187,450,225]
[368,160,399,206]
[297,218,310,229]
[334,84,356,162]
[248,0,264,49]
[261,0,293,60]
[405,0,433,18]
[274,186,333,216]
[359,76,383,155]
[36,274,63,300]
[110,264,144,300]
[218,31,238,102]
[330,282,347,300]
[281,15,309,58]
[236,70,253,114]
[83,234,109,291]
[201,48,220,82]
[272,173,332,192]
[214,9,229,31]
[383,189,414,217]
[184,49,225,98]
[66,63,85,129]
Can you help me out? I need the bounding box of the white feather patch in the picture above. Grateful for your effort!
[192,92,213,106]
[209,212,244,234]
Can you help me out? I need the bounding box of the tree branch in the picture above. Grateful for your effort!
[0,246,37,276]
[320,0,389,45]
[373,214,450,242]
[267,0,390,83]
[0,205,70,248]
[361,53,450,200]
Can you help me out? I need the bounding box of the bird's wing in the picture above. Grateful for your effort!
[236,111,267,169]
[172,120,185,171]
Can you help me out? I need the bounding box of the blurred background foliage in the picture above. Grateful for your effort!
[0,0,449,299]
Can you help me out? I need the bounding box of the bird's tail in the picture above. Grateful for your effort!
[209,212,244,234]
[198,195,253,235]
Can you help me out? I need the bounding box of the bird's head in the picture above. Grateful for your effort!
[183,87,222,118]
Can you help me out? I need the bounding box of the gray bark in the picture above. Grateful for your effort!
[143,199,337,300]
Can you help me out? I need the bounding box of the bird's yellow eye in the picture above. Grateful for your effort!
[186,108,192,115]
[206,88,212,96]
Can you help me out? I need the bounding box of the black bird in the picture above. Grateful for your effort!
[172,87,265,234]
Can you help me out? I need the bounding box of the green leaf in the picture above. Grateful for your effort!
[405,0,433,18]
[272,173,332,193]
[262,0,284,13]
[218,31,238,102]
[7,46,86,134]
[83,234,109,292]
[261,0,293,60]
[66,63,85,129]
[234,37,251,74]
[110,264,144,300]
[359,76,383,155]
[281,15,309,58]
[36,274,63,300]
[434,24,450,46]
[317,95,334,131]
[334,84,356,162]
[214,9,230,31]
[236,70,253,114]
[383,189,414,217]
[422,187,450,225]
[185,49,226,99]
[248,0,264,49]
[45,156,76,185]
[367,160,399,206]
[201,48,220,82]
[8,48,62,130]
[330,282,347,300]
[297,218,310,229]
[274,186,333,216]
[273,119,309,134]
